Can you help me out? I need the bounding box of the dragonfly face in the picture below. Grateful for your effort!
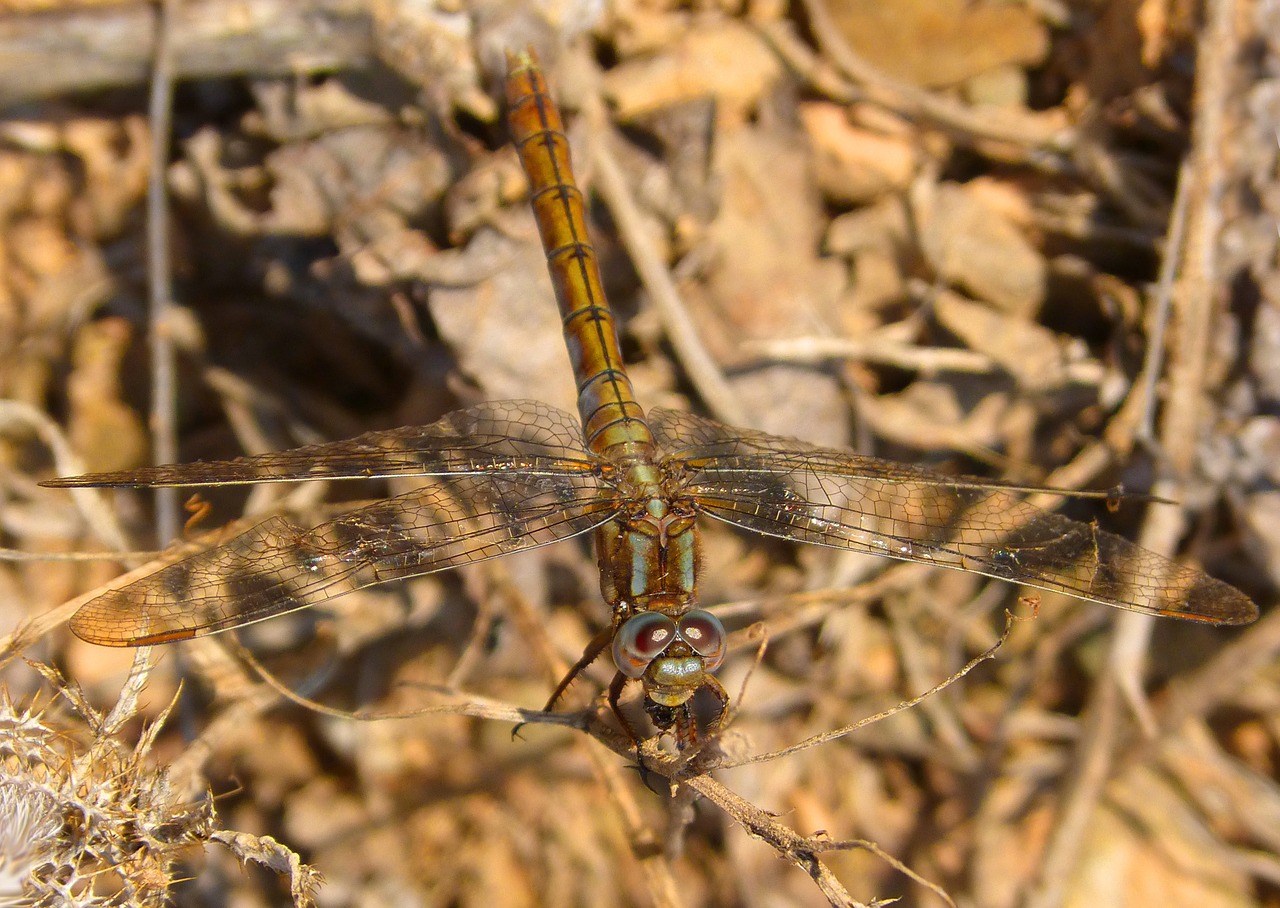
[612,611,728,683]
[42,50,1258,756]
[612,608,727,738]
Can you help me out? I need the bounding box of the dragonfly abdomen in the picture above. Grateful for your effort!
[505,50,657,463]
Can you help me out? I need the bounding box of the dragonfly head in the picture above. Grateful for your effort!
[612,609,727,720]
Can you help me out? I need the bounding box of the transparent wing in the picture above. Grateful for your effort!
[69,468,616,645]
[44,400,593,488]
[651,408,1257,626]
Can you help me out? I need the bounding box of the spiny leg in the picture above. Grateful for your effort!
[513,622,615,742]
[608,671,660,786]
[697,675,729,745]
[543,621,616,712]
[665,675,729,752]
[608,670,647,750]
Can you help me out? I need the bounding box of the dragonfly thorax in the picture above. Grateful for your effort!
[603,454,664,500]
[594,500,700,616]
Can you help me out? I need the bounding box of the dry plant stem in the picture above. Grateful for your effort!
[0,400,128,552]
[230,637,576,727]
[1154,0,1235,477]
[583,96,749,428]
[722,613,1015,768]
[0,401,134,659]
[201,368,337,519]
[0,548,159,563]
[148,0,180,547]
[1023,670,1122,908]
[826,838,956,908]
[681,775,931,908]
[0,0,373,107]
[1114,0,1238,737]
[203,367,294,454]
[1106,611,1158,738]
[745,336,998,376]
[1,564,137,660]
[596,756,686,908]
[166,680,281,798]
[1026,1,1241,904]
[444,553,686,908]
[489,562,579,691]
[1234,851,1280,889]
[716,562,943,651]
[782,0,1071,155]
[96,647,162,735]
[1136,159,1194,445]
[444,568,505,691]
[1103,166,1208,742]
[887,602,979,770]
[1038,336,1153,496]
[721,625,770,731]
[663,783,698,861]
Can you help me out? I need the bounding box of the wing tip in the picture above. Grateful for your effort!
[1164,580,1260,626]
[69,599,198,647]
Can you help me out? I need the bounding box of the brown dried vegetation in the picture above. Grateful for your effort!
[0,1,1278,906]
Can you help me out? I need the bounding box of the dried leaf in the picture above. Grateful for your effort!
[828,0,1050,89]
[916,181,1048,317]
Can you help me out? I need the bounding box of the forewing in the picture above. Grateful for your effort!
[650,408,1257,626]
[44,400,591,487]
[69,468,616,645]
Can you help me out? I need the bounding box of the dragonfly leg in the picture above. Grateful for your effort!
[610,671,672,789]
[699,674,729,736]
[637,674,731,752]
[664,675,729,751]
[607,671,647,750]
[543,622,616,713]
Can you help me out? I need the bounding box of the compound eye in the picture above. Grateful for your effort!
[612,613,678,679]
[677,609,726,670]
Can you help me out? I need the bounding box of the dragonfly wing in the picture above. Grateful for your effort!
[44,400,591,487]
[69,468,617,645]
[650,409,1257,626]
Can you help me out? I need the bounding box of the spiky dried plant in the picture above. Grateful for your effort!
[0,662,319,907]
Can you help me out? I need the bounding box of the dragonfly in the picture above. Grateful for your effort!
[44,49,1258,749]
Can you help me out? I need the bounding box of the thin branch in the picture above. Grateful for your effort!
[1024,0,1243,903]
[1135,159,1194,445]
[0,0,374,108]
[0,400,129,553]
[0,547,159,563]
[772,1,1072,156]
[147,0,180,546]
[744,336,998,376]
[584,96,749,428]
[680,773,927,907]
[720,610,1020,768]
